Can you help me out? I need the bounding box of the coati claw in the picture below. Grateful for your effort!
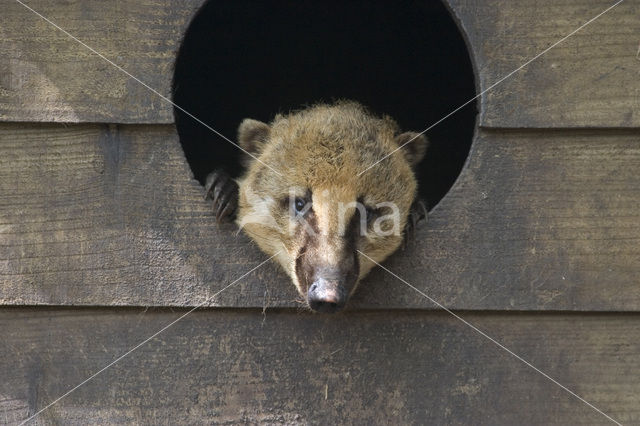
[204,169,239,223]
[403,198,428,247]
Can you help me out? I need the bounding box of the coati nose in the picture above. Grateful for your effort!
[307,280,346,313]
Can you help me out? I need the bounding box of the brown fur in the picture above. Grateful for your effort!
[235,101,427,302]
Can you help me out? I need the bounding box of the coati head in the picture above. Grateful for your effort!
[235,102,427,313]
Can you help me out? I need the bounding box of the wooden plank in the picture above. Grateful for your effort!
[0,0,200,123]
[450,0,640,127]
[1,309,638,424]
[366,128,640,311]
[0,124,638,310]
[0,0,638,127]
[0,123,274,307]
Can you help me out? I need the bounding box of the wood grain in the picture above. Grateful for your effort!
[1,309,638,424]
[450,0,640,127]
[1,124,638,310]
[0,123,272,307]
[0,0,200,123]
[0,0,637,127]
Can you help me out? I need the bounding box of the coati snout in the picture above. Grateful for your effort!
[307,277,349,314]
[295,213,360,313]
[206,101,427,313]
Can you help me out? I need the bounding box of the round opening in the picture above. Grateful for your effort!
[173,0,477,210]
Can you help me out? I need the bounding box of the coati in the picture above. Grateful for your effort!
[206,101,427,313]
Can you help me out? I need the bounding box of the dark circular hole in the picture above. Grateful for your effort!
[173,0,477,210]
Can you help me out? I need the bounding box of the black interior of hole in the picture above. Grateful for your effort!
[173,0,477,210]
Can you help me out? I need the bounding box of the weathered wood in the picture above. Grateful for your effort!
[0,0,200,123]
[1,309,638,424]
[1,124,638,310]
[366,128,640,311]
[0,0,638,127]
[0,123,271,307]
[450,0,640,128]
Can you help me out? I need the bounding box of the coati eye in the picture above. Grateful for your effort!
[284,190,312,217]
[365,205,379,224]
[294,197,308,214]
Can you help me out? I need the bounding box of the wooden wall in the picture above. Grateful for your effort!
[1,0,639,424]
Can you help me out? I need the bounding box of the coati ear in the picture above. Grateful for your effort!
[238,119,271,155]
[394,132,429,168]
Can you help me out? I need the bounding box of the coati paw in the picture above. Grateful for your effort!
[403,198,428,247]
[204,169,239,223]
